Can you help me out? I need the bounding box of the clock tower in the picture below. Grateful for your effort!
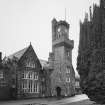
[49,18,75,96]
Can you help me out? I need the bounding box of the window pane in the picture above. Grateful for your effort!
[0,71,3,78]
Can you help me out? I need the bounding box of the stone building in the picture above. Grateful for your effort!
[2,44,44,99]
[40,59,53,97]
[0,18,75,99]
[48,19,75,97]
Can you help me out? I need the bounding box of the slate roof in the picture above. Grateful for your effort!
[7,47,28,60]
[3,44,50,69]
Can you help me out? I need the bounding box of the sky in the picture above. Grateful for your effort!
[0,0,99,76]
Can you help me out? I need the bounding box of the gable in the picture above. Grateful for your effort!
[19,45,41,69]
[7,47,28,60]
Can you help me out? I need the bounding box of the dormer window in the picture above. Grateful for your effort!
[34,72,38,80]
[67,51,70,57]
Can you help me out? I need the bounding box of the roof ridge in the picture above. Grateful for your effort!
[7,46,29,60]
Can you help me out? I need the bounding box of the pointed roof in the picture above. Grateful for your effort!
[8,47,28,60]
[4,44,31,61]
[100,0,105,8]
[2,44,43,68]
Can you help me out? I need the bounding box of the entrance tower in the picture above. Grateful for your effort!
[49,18,75,96]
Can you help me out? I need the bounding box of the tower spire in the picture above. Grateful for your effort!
[100,0,105,8]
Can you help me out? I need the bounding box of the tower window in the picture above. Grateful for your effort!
[0,71,3,79]
[66,77,70,82]
[66,67,70,73]
[57,33,60,39]
[67,51,70,57]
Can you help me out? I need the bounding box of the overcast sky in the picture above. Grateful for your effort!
[0,0,99,76]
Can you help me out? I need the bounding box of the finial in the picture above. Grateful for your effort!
[30,42,31,45]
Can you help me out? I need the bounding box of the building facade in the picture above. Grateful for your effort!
[49,19,75,97]
[2,44,44,99]
[0,18,75,99]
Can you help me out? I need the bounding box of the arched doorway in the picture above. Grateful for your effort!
[56,87,61,97]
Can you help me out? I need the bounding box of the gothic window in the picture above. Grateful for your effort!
[66,77,70,82]
[28,72,33,79]
[57,27,61,39]
[75,81,80,87]
[57,33,60,39]
[28,62,31,67]
[34,72,38,80]
[22,71,26,79]
[26,61,36,68]
[22,80,27,93]
[67,51,70,57]
[22,72,24,79]
[34,82,39,93]
[22,71,32,79]
[0,71,3,79]
[29,80,33,93]
[66,66,70,73]
[33,63,36,68]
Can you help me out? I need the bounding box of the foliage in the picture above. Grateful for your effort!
[77,0,105,103]
[3,56,18,87]
[77,49,105,104]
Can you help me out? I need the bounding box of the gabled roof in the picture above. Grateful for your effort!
[3,44,50,70]
[7,47,28,60]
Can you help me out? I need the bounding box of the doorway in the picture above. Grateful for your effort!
[56,87,61,97]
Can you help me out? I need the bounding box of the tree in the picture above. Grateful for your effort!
[77,1,105,104]
[3,56,18,99]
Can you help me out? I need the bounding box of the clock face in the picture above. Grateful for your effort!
[57,26,68,36]
[57,27,61,32]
